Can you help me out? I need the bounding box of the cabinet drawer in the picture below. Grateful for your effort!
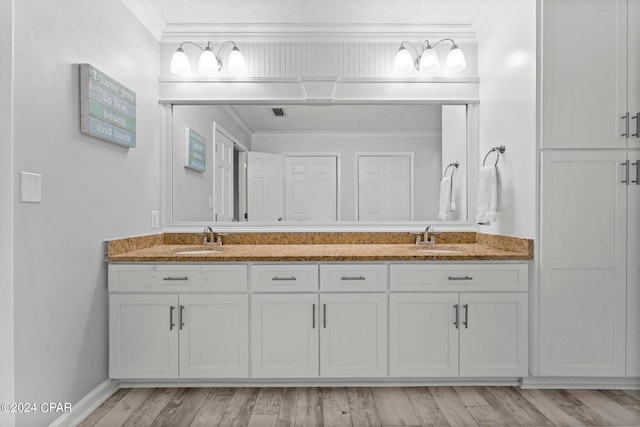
[109,264,247,292]
[251,264,318,292]
[390,264,527,292]
[320,264,387,292]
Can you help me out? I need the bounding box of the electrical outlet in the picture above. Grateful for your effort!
[151,211,160,229]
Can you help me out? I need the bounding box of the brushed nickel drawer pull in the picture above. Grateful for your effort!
[312,304,316,329]
[633,161,639,185]
[341,276,366,281]
[323,304,327,329]
[163,276,189,281]
[632,113,639,138]
[169,306,175,331]
[463,304,469,329]
[622,112,630,137]
[453,304,459,329]
[179,305,185,330]
[448,276,473,281]
[272,276,297,281]
[622,160,630,185]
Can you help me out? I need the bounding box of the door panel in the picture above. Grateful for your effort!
[214,125,234,221]
[358,156,411,221]
[284,156,337,221]
[247,151,284,221]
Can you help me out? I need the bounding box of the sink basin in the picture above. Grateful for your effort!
[173,247,223,255]
[414,246,464,254]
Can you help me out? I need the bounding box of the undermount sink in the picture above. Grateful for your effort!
[173,247,223,255]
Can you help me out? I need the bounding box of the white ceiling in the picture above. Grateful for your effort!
[230,104,442,133]
[144,0,492,25]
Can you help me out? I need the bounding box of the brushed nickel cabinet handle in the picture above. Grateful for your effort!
[312,304,316,329]
[163,276,188,281]
[448,276,473,281]
[453,304,459,329]
[341,276,366,281]
[622,160,630,185]
[169,306,175,331]
[633,161,639,185]
[272,276,297,281]
[179,305,185,330]
[323,304,327,329]
[632,113,639,137]
[622,113,630,137]
[463,304,469,329]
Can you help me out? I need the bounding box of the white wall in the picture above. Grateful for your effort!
[477,0,536,238]
[172,105,251,222]
[442,105,468,222]
[0,0,15,426]
[12,1,161,426]
[252,133,442,220]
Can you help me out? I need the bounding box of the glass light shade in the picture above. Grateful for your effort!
[227,47,248,76]
[169,47,191,76]
[198,47,218,74]
[393,46,415,75]
[419,47,440,72]
[445,45,466,73]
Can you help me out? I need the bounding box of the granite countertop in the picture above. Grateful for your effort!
[107,242,532,262]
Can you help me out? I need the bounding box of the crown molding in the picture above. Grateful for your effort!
[472,0,518,39]
[252,131,442,138]
[120,0,166,40]
[160,23,478,43]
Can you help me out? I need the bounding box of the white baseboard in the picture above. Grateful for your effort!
[521,377,640,389]
[49,379,120,427]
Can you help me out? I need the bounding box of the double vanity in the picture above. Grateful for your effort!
[107,232,532,384]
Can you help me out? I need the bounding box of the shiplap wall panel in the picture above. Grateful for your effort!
[163,42,477,78]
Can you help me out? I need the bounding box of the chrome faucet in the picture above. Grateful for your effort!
[415,226,438,245]
[202,226,226,246]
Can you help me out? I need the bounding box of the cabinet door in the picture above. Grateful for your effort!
[542,0,627,149]
[627,151,640,376]
[629,0,640,150]
[459,293,528,377]
[540,151,627,376]
[179,294,248,378]
[320,294,387,377]
[390,293,459,377]
[251,294,319,378]
[109,294,179,379]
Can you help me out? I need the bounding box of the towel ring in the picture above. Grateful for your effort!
[443,161,459,178]
[482,145,506,167]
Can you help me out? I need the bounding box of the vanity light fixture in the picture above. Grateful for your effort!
[170,41,248,77]
[393,39,466,75]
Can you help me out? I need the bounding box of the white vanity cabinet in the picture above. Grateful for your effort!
[108,264,249,379]
[389,264,528,378]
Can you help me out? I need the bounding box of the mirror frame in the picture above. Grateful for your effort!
[161,102,480,232]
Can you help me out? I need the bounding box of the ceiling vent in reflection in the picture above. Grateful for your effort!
[271,107,286,117]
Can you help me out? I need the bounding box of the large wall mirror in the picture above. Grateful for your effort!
[167,103,473,228]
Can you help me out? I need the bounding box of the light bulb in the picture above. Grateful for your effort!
[227,47,248,76]
[394,46,415,75]
[419,46,440,73]
[170,47,191,76]
[445,44,466,73]
[198,46,218,74]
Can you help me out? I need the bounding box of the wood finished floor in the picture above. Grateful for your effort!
[78,387,640,427]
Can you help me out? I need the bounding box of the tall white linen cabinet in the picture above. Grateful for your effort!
[539,0,640,377]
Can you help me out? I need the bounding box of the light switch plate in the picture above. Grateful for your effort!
[20,172,42,203]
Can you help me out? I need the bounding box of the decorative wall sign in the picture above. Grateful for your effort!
[184,128,206,172]
[80,64,136,148]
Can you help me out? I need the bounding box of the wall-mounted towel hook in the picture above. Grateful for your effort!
[443,161,459,178]
[482,145,506,167]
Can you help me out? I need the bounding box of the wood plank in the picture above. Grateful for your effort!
[403,387,449,427]
[346,387,381,427]
[217,387,260,427]
[540,389,584,407]
[150,388,210,427]
[371,387,419,426]
[624,405,640,417]
[122,388,178,427]
[454,387,490,407]
[322,387,353,427]
[190,387,236,427]
[516,389,583,427]
[452,387,508,427]
[477,387,552,427]
[599,389,640,405]
[624,390,640,400]
[248,414,279,427]
[94,388,154,427]
[253,388,284,415]
[276,387,298,427]
[568,389,640,427]
[295,387,323,427]
[78,388,132,427]
[429,387,478,427]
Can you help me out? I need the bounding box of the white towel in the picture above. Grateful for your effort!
[438,175,456,221]
[476,165,498,224]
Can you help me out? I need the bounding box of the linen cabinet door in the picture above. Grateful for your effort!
[109,294,179,379]
[459,293,527,377]
[251,294,319,378]
[320,294,387,378]
[178,294,248,378]
[627,151,640,376]
[390,293,459,377]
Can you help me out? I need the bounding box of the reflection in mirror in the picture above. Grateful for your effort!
[170,104,467,224]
